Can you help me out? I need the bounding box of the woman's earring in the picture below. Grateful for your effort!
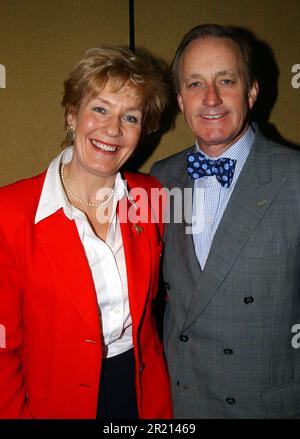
[66,125,75,146]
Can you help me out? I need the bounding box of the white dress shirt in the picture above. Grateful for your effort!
[35,147,136,358]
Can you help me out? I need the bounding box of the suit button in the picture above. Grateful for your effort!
[179,334,189,342]
[223,348,233,355]
[165,282,170,290]
[225,397,236,405]
[244,296,254,304]
[139,363,144,373]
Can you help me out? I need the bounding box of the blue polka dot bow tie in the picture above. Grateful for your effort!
[187,152,237,188]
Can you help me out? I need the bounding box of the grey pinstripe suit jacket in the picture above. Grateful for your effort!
[151,127,300,418]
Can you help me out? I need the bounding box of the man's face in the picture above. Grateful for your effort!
[177,37,258,156]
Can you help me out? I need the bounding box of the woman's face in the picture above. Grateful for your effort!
[67,80,143,181]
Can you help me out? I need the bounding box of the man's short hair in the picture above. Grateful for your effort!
[172,23,256,93]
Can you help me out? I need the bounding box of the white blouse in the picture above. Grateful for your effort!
[35,147,136,358]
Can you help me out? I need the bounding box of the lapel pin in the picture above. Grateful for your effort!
[257,199,267,207]
[132,224,143,235]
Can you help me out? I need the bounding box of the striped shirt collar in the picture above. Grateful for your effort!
[194,124,255,183]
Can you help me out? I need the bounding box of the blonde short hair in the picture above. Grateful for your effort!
[62,46,169,135]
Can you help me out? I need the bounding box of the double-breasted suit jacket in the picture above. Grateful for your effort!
[151,128,300,418]
[0,170,172,418]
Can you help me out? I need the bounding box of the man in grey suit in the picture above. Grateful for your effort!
[151,24,300,418]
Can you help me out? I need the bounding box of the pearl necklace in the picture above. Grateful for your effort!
[60,163,115,208]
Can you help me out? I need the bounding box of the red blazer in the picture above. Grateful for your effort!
[0,170,172,419]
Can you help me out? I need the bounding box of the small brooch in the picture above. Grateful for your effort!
[132,224,143,235]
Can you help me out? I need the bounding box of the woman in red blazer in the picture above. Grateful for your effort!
[0,46,172,419]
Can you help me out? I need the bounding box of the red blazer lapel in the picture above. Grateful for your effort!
[119,198,151,332]
[35,208,100,337]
